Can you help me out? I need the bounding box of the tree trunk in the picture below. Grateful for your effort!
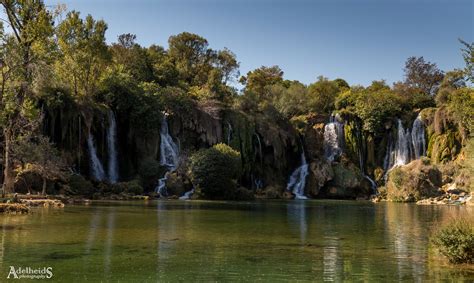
[2,128,14,196]
[41,178,47,195]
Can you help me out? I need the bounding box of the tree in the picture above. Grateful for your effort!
[216,48,239,84]
[240,65,283,99]
[13,135,67,195]
[0,0,54,194]
[403,56,444,96]
[56,11,110,98]
[269,81,308,117]
[354,81,402,133]
[110,34,154,82]
[189,143,241,200]
[168,32,210,85]
[307,76,341,114]
[459,39,474,83]
[147,44,179,86]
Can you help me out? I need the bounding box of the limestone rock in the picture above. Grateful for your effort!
[386,159,442,202]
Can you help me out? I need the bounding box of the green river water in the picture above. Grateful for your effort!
[0,200,472,282]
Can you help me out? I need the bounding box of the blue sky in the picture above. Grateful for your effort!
[44,0,472,87]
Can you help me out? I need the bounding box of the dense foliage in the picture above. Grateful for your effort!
[432,219,474,264]
[189,143,242,199]
[0,1,472,199]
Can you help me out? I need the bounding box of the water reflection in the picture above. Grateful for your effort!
[104,208,116,276]
[323,237,340,282]
[0,201,471,281]
[85,208,102,254]
[286,202,307,244]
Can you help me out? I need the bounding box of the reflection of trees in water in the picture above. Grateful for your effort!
[383,203,469,281]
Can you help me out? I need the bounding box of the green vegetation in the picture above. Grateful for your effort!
[0,1,472,201]
[432,219,474,264]
[189,143,243,199]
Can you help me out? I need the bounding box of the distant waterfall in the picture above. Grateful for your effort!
[411,114,426,159]
[384,116,426,172]
[159,116,179,169]
[179,189,195,200]
[254,133,263,165]
[106,110,119,183]
[287,152,309,200]
[324,115,345,162]
[87,132,106,181]
[155,115,179,196]
[226,122,233,145]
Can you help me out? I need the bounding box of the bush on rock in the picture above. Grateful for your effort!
[189,143,245,199]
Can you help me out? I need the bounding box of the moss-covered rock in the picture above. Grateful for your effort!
[386,158,442,202]
[321,161,370,198]
[428,131,462,164]
[307,160,333,197]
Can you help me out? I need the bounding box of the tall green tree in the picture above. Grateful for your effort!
[110,33,154,82]
[240,65,283,99]
[459,39,474,83]
[168,32,210,86]
[56,11,110,98]
[0,0,54,194]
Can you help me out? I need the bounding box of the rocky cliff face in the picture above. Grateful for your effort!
[39,96,469,200]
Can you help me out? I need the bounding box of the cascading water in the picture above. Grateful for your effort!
[155,115,179,196]
[179,189,195,200]
[287,152,309,200]
[324,115,345,162]
[226,122,233,145]
[159,117,179,169]
[385,116,427,173]
[394,119,411,166]
[87,131,106,181]
[411,114,426,159]
[254,133,263,165]
[106,110,119,183]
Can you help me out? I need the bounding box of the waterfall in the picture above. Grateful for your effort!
[324,115,345,162]
[87,131,106,181]
[411,114,426,159]
[226,122,233,145]
[254,133,263,165]
[394,119,411,166]
[106,110,119,183]
[385,116,426,173]
[358,148,378,194]
[155,115,179,195]
[179,189,195,200]
[159,116,179,169]
[287,152,309,200]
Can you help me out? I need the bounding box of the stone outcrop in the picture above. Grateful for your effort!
[386,158,442,202]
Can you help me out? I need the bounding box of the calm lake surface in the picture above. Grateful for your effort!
[0,200,472,282]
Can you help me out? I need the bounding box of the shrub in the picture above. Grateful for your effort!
[68,174,94,196]
[138,157,162,190]
[432,219,474,264]
[189,143,242,199]
[124,180,144,195]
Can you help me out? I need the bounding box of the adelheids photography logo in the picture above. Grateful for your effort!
[7,266,53,280]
